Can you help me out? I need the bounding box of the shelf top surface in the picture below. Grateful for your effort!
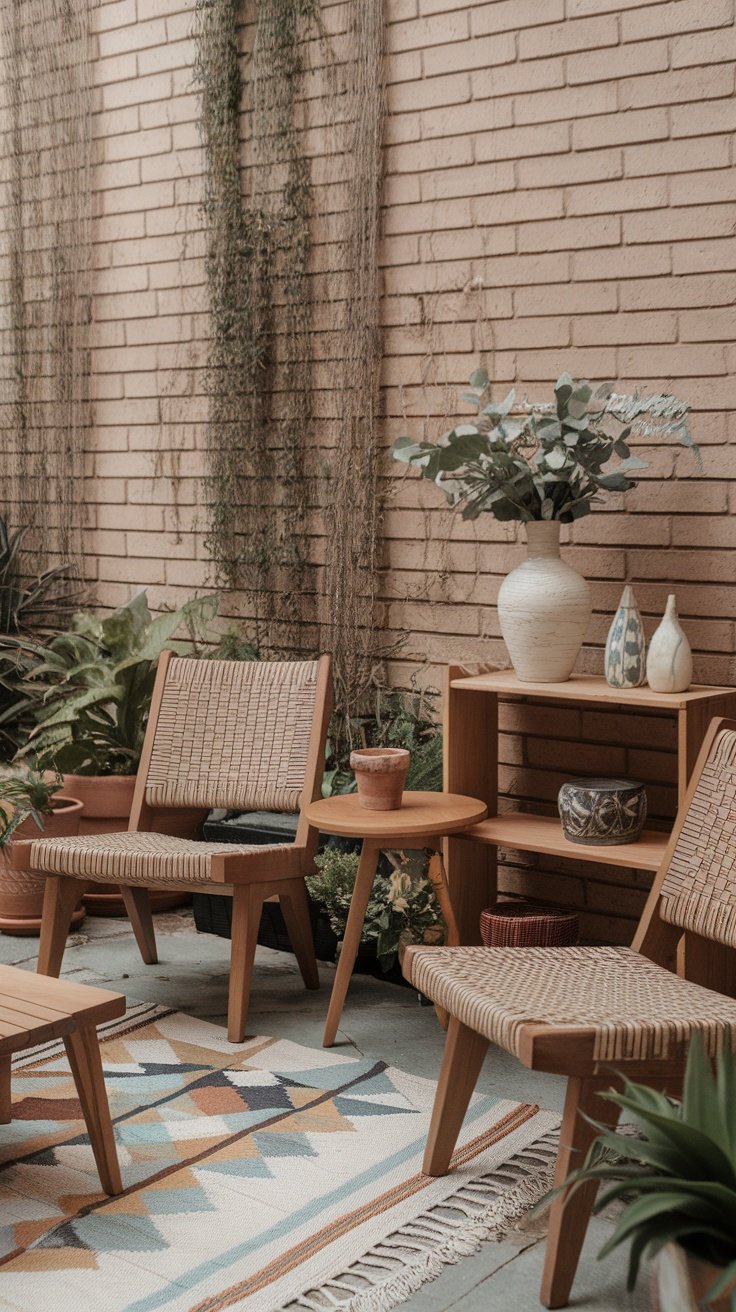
[463,811,668,871]
[449,669,736,709]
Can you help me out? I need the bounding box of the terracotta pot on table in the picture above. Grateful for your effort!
[350,748,410,811]
[0,796,85,936]
[63,773,190,916]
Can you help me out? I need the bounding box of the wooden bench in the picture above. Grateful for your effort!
[0,964,125,1195]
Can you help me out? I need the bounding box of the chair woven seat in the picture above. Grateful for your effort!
[29,831,292,886]
[407,943,736,1063]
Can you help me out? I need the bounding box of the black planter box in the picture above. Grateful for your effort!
[192,810,407,985]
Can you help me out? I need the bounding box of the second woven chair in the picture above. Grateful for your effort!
[15,651,332,1042]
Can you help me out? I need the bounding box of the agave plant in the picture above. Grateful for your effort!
[1,591,245,776]
[0,766,64,846]
[559,1036,736,1307]
[0,516,79,634]
[393,368,697,524]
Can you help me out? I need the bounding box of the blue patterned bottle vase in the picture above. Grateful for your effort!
[558,777,647,846]
[604,585,646,689]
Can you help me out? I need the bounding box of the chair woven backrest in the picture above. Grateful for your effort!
[144,657,320,813]
[659,725,736,948]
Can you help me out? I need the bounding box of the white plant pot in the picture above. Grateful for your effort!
[497,521,591,683]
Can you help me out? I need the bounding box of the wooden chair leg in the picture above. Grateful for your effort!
[120,886,158,965]
[38,876,83,977]
[423,1016,489,1176]
[227,885,263,1044]
[279,879,319,991]
[64,1024,123,1196]
[540,1076,621,1310]
[0,1054,11,1125]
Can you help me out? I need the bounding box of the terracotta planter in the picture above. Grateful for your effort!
[63,773,189,916]
[0,796,85,936]
[655,1242,734,1311]
[350,748,410,811]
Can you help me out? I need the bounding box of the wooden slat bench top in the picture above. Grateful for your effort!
[0,966,125,1057]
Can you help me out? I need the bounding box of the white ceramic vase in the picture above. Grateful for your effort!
[604,585,646,688]
[646,594,693,693]
[497,521,591,683]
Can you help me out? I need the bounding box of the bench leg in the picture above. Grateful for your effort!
[64,1024,122,1197]
[279,880,319,991]
[121,886,158,965]
[423,1017,489,1176]
[0,1055,11,1124]
[38,876,82,977]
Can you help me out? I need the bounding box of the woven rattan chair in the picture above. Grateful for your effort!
[403,716,736,1309]
[13,651,332,1043]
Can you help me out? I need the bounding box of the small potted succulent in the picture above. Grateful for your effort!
[555,1036,736,1310]
[393,369,696,683]
[0,767,83,935]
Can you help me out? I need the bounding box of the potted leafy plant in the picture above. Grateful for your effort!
[306,844,444,977]
[1,591,237,913]
[0,515,79,760]
[0,766,83,935]
[392,369,696,683]
[555,1036,736,1310]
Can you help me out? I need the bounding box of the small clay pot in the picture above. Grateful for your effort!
[350,748,410,811]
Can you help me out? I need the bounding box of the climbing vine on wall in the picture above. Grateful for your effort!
[194,0,321,653]
[325,0,387,717]
[195,0,387,700]
[194,0,273,596]
[0,0,95,571]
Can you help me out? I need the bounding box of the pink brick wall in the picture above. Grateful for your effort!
[2,0,735,940]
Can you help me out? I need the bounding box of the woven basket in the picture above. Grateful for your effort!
[480,902,579,949]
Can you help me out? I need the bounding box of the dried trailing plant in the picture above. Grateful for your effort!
[0,0,95,570]
[325,0,387,717]
[194,0,322,654]
[194,0,273,592]
[394,368,697,524]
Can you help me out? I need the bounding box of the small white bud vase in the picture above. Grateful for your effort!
[646,594,693,693]
[604,585,646,688]
[497,520,591,683]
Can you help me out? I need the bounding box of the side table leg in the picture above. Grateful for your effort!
[427,852,459,1032]
[323,840,380,1048]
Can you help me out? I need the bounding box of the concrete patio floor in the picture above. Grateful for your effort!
[0,911,648,1312]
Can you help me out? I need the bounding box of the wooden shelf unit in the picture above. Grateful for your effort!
[443,667,736,943]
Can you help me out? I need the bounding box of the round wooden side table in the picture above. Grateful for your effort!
[303,791,488,1047]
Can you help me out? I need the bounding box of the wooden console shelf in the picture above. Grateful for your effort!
[460,813,668,872]
[443,666,736,943]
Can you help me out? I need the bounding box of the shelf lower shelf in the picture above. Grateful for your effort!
[458,812,668,872]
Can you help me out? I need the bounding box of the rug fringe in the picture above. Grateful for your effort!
[285,1132,558,1312]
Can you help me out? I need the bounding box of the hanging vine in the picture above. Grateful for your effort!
[0,0,95,571]
[194,0,321,654]
[194,0,273,594]
[324,0,387,717]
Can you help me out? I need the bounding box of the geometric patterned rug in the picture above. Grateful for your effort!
[0,1003,560,1312]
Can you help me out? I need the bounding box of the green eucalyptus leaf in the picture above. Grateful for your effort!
[468,366,489,388]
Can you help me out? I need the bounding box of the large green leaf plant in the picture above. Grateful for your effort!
[3,592,252,776]
[393,368,696,524]
[555,1036,736,1308]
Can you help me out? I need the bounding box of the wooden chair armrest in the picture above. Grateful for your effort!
[209,846,308,885]
[9,840,34,872]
